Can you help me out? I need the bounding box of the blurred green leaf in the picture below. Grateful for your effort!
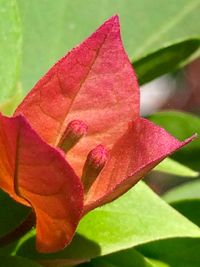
[78,248,161,267]
[0,192,27,257]
[163,181,200,226]
[15,182,200,265]
[0,86,22,115]
[0,192,31,258]
[134,39,200,85]
[163,180,200,202]
[0,190,30,237]
[154,157,199,177]
[170,200,200,227]
[137,238,200,267]
[0,256,42,267]
[149,111,200,170]
[17,0,200,92]
[0,0,21,104]
[147,259,170,267]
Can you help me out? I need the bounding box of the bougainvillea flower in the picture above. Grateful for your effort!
[0,16,195,253]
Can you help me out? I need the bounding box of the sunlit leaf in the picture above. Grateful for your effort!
[15,182,200,264]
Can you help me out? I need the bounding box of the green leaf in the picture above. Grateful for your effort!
[18,0,200,92]
[15,182,200,264]
[149,111,200,170]
[0,190,30,256]
[0,190,30,237]
[77,182,200,254]
[163,180,200,202]
[153,157,199,177]
[0,256,42,267]
[0,182,31,257]
[163,181,200,226]
[170,200,200,227]
[137,238,200,267]
[0,86,22,115]
[79,248,160,267]
[0,0,21,104]
[147,259,170,267]
[134,39,200,85]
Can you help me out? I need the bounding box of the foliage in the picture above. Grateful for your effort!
[0,0,200,266]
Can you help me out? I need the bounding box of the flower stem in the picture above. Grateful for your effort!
[0,211,35,247]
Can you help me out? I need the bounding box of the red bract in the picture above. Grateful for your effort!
[0,114,83,253]
[0,16,195,253]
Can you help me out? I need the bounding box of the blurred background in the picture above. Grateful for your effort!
[142,59,200,195]
[0,1,200,265]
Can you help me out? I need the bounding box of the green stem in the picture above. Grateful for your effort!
[0,211,35,247]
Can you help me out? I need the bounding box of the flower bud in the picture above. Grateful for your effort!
[82,144,108,193]
[58,120,88,152]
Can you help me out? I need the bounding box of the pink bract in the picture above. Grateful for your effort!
[0,16,195,253]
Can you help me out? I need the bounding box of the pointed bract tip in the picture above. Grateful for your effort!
[110,14,120,23]
[182,133,198,146]
[98,15,120,33]
[106,14,120,27]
